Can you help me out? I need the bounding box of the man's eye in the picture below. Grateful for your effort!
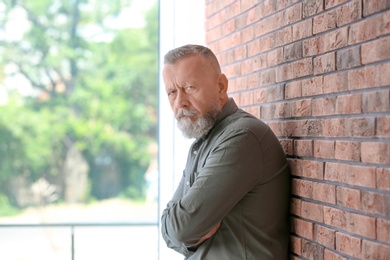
[167,90,176,96]
[184,86,195,92]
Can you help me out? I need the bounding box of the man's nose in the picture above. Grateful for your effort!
[176,90,189,108]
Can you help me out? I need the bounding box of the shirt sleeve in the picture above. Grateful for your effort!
[161,128,264,247]
[161,172,195,257]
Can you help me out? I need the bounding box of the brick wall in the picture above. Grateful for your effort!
[205,0,390,259]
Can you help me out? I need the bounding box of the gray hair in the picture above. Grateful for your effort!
[164,44,221,72]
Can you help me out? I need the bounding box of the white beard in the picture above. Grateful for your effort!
[176,103,221,139]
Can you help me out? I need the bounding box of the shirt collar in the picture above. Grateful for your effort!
[198,98,238,141]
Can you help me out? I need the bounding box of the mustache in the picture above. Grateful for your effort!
[175,109,198,120]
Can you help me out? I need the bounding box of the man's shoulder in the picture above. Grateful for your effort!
[216,109,270,137]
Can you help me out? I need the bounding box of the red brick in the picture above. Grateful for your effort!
[348,65,382,90]
[285,80,302,99]
[348,165,377,188]
[348,117,376,137]
[313,182,336,204]
[323,71,348,94]
[323,27,349,52]
[267,48,283,67]
[245,5,262,25]
[336,93,362,114]
[284,42,302,61]
[323,118,346,137]
[314,140,335,159]
[254,17,277,38]
[362,240,390,260]
[336,186,361,210]
[335,141,360,161]
[291,197,302,216]
[325,162,376,187]
[241,26,255,43]
[223,19,236,35]
[240,0,260,12]
[246,73,260,89]
[276,63,294,82]
[361,142,390,165]
[284,118,324,138]
[258,104,273,120]
[302,239,325,260]
[274,102,292,118]
[218,52,228,65]
[324,206,347,229]
[241,59,253,75]
[315,225,336,248]
[252,53,268,72]
[302,201,324,222]
[239,91,254,106]
[336,0,362,27]
[311,99,323,116]
[233,76,247,91]
[254,85,284,103]
[234,46,247,61]
[224,63,240,78]
[363,0,390,16]
[275,26,293,47]
[314,52,336,75]
[280,139,293,156]
[346,213,376,238]
[377,168,390,191]
[293,58,313,78]
[292,178,314,198]
[362,89,390,113]
[207,26,222,43]
[336,46,361,70]
[348,68,366,90]
[303,0,324,18]
[293,18,313,41]
[379,11,390,36]
[324,249,348,260]
[361,36,390,64]
[313,9,337,34]
[313,97,336,116]
[303,36,323,57]
[336,232,362,258]
[292,99,312,117]
[377,218,390,244]
[300,160,324,179]
[325,0,349,9]
[380,63,390,86]
[349,16,380,44]
[247,38,261,58]
[302,76,323,96]
[260,69,276,86]
[293,217,314,239]
[361,191,390,216]
[261,0,276,17]
[283,3,302,25]
[365,64,382,87]
[290,235,302,255]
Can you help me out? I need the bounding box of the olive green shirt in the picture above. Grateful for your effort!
[161,98,290,259]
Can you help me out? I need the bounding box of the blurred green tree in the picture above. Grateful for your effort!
[0,0,158,207]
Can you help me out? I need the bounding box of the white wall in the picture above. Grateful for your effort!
[158,0,205,259]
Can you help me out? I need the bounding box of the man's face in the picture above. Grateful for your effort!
[162,55,225,138]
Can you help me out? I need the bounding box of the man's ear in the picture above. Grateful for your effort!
[218,73,228,93]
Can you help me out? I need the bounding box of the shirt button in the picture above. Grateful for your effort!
[186,181,190,186]
[193,150,198,155]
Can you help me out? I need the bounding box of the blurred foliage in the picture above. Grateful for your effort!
[0,0,158,207]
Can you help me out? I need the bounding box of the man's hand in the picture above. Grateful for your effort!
[192,223,221,246]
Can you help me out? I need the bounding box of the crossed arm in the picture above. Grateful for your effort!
[161,130,263,256]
